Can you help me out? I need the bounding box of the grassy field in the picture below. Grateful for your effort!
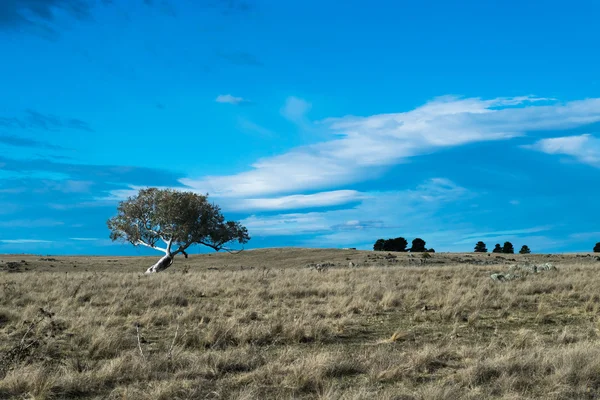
[1,249,600,399]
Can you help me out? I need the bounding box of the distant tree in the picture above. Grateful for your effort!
[373,239,385,251]
[390,237,408,252]
[426,248,435,253]
[410,238,427,252]
[107,188,250,273]
[492,244,503,253]
[502,241,515,254]
[519,245,531,254]
[594,242,600,253]
[376,237,408,252]
[474,241,487,253]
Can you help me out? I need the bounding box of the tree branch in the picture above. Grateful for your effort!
[172,242,192,256]
[198,241,245,254]
[135,240,168,254]
[220,247,245,255]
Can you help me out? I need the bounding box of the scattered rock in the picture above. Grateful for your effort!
[307,262,334,272]
[491,262,557,282]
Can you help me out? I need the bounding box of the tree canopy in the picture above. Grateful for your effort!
[502,241,515,254]
[474,241,487,253]
[373,239,386,251]
[519,245,531,254]
[492,243,503,253]
[373,237,408,252]
[107,188,250,272]
[410,238,427,252]
[594,242,600,253]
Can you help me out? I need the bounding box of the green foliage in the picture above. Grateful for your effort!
[410,238,427,252]
[492,244,503,253]
[374,237,408,252]
[474,241,487,253]
[502,241,515,254]
[594,243,600,253]
[107,188,250,254]
[519,245,531,254]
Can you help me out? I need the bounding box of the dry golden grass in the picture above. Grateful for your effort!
[1,249,600,399]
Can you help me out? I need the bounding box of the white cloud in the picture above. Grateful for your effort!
[229,190,364,211]
[451,226,553,245]
[242,213,331,236]
[215,94,248,105]
[0,219,64,228]
[525,134,600,166]
[180,96,600,199]
[242,178,473,238]
[239,178,561,251]
[281,96,311,122]
[237,118,274,137]
[44,180,93,193]
[0,239,52,244]
[69,237,99,241]
[568,231,600,241]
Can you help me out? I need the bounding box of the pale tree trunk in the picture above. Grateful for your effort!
[144,238,176,274]
[145,253,174,274]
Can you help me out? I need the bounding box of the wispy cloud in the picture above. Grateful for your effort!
[0,239,52,244]
[568,231,600,241]
[69,237,99,241]
[179,96,600,199]
[0,135,63,150]
[453,226,553,244]
[42,180,93,193]
[237,118,274,137]
[0,156,180,186]
[0,0,93,36]
[216,94,250,105]
[241,178,472,238]
[229,190,364,211]
[0,219,64,228]
[524,134,600,166]
[0,110,94,132]
[281,96,312,123]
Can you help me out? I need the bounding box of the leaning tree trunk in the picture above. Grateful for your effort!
[145,253,174,273]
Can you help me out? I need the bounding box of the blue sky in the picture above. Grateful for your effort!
[1,0,600,255]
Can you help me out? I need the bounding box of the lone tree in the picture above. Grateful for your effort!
[410,238,427,252]
[502,241,515,254]
[519,245,531,254]
[492,244,503,253]
[107,188,250,273]
[594,242,600,253]
[474,241,487,253]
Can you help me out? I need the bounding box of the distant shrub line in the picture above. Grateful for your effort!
[373,238,536,254]
[371,237,600,254]
[373,237,434,253]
